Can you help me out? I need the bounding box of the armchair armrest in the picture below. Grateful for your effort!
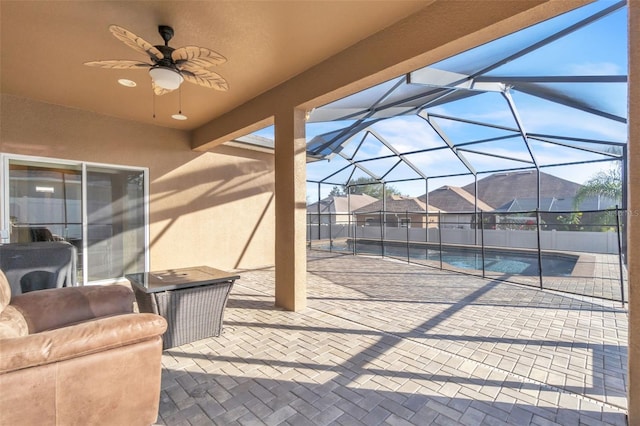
[0,313,167,374]
[11,285,135,333]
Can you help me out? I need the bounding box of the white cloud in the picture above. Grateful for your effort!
[464,109,515,127]
[519,106,626,141]
[369,117,444,155]
[566,62,622,75]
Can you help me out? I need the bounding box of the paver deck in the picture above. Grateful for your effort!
[157,250,628,425]
[322,239,627,302]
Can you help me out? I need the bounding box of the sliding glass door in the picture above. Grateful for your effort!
[86,166,145,281]
[1,156,147,284]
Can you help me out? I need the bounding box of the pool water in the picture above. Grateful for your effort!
[342,243,578,276]
[431,252,576,276]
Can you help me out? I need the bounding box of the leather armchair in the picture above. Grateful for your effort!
[0,269,167,426]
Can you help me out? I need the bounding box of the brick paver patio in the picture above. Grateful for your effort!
[157,251,628,425]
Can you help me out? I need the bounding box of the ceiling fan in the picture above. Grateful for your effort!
[85,25,228,95]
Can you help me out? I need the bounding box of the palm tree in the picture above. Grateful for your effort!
[573,159,623,210]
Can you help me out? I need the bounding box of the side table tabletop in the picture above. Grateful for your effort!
[127,266,239,349]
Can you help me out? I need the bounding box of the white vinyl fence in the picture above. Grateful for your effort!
[309,224,619,254]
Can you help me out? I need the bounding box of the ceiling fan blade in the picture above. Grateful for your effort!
[109,25,163,62]
[182,68,228,91]
[152,82,174,96]
[173,46,227,68]
[84,60,151,69]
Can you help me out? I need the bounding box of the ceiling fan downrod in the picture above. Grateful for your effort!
[158,25,174,46]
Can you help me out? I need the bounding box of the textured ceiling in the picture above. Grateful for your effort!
[0,1,429,130]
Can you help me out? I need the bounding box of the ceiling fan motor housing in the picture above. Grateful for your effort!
[153,45,176,67]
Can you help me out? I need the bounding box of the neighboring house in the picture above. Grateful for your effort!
[420,171,588,214]
[461,171,582,210]
[416,172,591,229]
[495,195,619,212]
[493,195,621,231]
[307,194,377,224]
[496,197,571,212]
[418,186,494,229]
[353,195,439,228]
[419,186,493,213]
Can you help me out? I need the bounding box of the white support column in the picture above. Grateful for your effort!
[274,108,307,311]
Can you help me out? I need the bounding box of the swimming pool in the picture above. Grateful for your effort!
[426,250,576,276]
[322,241,577,277]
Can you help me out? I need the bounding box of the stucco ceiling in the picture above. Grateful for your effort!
[0,1,430,131]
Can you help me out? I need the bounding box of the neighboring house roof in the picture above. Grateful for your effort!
[576,195,619,210]
[419,186,493,212]
[495,197,565,212]
[307,194,377,214]
[495,195,619,212]
[353,195,437,213]
[461,171,581,210]
[333,194,378,213]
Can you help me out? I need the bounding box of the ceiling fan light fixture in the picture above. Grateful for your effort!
[171,113,188,120]
[149,66,183,90]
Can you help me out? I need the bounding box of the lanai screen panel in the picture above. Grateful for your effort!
[304,0,627,194]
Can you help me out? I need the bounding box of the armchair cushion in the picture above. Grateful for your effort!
[0,313,166,373]
[10,284,134,333]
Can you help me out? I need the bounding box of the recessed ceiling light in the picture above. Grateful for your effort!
[118,79,137,87]
[171,114,188,120]
[35,186,55,193]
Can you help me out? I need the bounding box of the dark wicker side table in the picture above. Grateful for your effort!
[126,266,239,349]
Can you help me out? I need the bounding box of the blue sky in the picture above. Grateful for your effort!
[252,0,627,200]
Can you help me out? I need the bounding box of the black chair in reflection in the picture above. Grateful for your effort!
[29,227,56,242]
[10,225,64,244]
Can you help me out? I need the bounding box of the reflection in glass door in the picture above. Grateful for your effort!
[8,160,83,279]
[86,166,145,281]
[3,157,147,284]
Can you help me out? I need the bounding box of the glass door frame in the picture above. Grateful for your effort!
[0,153,150,285]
